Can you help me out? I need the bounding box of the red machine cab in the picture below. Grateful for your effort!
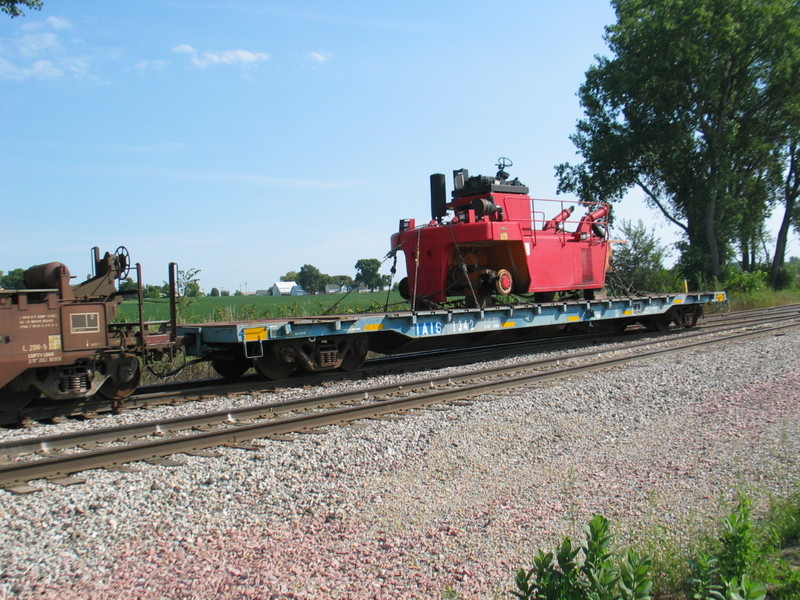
[390,158,611,306]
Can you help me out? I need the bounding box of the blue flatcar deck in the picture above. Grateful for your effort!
[179,292,726,359]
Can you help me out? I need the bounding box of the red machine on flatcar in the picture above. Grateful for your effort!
[390,158,612,306]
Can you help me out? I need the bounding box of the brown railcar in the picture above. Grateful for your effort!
[0,247,176,414]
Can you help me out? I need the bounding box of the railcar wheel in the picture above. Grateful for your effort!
[0,385,35,413]
[211,355,250,379]
[649,311,677,332]
[253,356,294,381]
[494,269,514,295]
[339,337,368,372]
[98,363,141,401]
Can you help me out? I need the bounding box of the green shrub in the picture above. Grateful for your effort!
[723,271,768,294]
[513,514,652,600]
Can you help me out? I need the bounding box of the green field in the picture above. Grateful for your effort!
[117,291,409,323]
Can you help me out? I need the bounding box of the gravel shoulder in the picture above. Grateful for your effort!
[1,328,799,599]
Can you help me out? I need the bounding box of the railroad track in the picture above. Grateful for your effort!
[1,306,797,493]
[5,302,798,427]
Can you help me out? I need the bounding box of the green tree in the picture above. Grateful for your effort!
[280,270,299,283]
[354,258,390,291]
[209,287,220,297]
[0,268,26,290]
[118,277,138,293]
[143,283,166,299]
[769,137,800,287]
[176,267,202,297]
[610,220,679,293]
[1,0,41,18]
[556,0,800,285]
[329,274,356,290]
[297,264,326,294]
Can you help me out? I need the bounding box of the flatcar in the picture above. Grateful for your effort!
[0,247,177,414]
[178,161,723,381]
[390,158,611,307]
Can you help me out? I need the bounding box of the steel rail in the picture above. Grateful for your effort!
[1,317,798,492]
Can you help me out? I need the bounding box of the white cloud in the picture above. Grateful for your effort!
[46,16,73,30]
[172,44,270,68]
[18,32,59,57]
[133,59,169,71]
[307,51,332,63]
[0,15,91,81]
[0,57,63,80]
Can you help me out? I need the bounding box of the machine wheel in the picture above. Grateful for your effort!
[494,269,514,295]
[253,356,294,381]
[211,355,250,379]
[98,363,142,401]
[114,245,131,280]
[398,277,410,300]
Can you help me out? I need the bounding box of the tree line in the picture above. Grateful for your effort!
[1,259,390,297]
[557,0,800,289]
[123,259,391,298]
[280,259,391,295]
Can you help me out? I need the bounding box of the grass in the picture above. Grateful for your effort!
[119,287,800,324]
[724,289,800,312]
[117,290,409,323]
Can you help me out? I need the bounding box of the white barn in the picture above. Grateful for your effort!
[269,281,307,296]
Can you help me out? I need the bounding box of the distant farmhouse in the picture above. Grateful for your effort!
[269,281,307,296]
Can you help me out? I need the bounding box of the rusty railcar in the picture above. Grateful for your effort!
[0,247,176,414]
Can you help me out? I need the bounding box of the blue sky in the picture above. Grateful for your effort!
[2,1,796,293]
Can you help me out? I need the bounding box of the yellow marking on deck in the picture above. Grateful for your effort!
[567,315,581,322]
[673,298,684,304]
[243,327,268,342]
[502,321,516,328]
[623,310,634,315]
[365,323,384,331]
[717,293,727,302]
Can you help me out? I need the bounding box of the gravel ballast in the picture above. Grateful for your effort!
[1,328,799,599]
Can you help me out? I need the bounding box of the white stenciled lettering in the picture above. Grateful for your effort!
[415,322,444,336]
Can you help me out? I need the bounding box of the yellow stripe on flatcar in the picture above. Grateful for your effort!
[244,327,268,341]
[674,298,684,304]
[365,323,384,331]
[502,321,516,328]
[623,310,634,315]
[717,293,727,302]
[567,316,581,322]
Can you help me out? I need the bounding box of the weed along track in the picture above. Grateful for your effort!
[2,309,798,493]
